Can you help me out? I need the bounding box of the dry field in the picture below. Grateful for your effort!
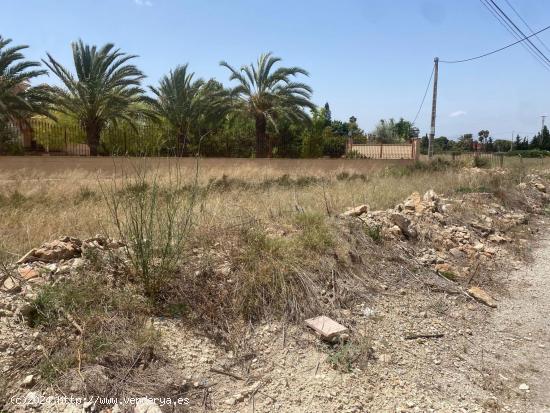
[1,155,550,412]
[1,155,547,256]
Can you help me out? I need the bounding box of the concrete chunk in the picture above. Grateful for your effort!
[305,315,348,339]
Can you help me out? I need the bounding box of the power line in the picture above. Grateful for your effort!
[477,0,550,69]
[487,0,550,66]
[503,0,550,54]
[440,23,550,63]
[412,64,435,125]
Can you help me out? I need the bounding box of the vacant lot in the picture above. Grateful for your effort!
[1,156,549,412]
[0,155,547,256]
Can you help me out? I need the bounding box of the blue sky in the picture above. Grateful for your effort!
[2,0,549,140]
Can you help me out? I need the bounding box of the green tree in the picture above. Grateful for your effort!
[301,107,328,158]
[0,35,51,125]
[373,119,399,143]
[147,65,230,154]
[394,118,414,141]
[514,134,522,150]
[220,52,315,157]
[457,133,474,151]
[330,120,349,136]
[478,130,490,150]
[537,126,550,150]
[43,40,149,155]
[323,102,332,127]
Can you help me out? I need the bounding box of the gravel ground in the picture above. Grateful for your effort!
[468,233,550,412]
[154,225,550,413]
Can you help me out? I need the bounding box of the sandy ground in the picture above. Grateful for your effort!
[471,236,550,412]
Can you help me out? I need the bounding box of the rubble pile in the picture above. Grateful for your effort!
[1,235,124,296]
[343,178,548,284]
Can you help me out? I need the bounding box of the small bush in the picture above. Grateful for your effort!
[293,212,334,252]
[75,186,98,203]
[327,336,375,372]
[364,225,381,242]
[336,171,368,182]
[345,149,363,159]
[102,160,198,297]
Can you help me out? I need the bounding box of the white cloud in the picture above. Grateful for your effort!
[449,110,466,118]
[134,0,153,6]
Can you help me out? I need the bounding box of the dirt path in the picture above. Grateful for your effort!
[479,236,550,412]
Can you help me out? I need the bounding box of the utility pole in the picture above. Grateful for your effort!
[428,57,439,158]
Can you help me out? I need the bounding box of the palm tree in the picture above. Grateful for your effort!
[0,36,51,124]
[147,64,230,154]
[43,40,148,155]
[220,52,315,157]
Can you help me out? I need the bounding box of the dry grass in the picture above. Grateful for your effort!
[1,156,544,256]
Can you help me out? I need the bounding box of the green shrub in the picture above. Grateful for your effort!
[345,149,363,159]
[102,160,198,298]
[503,149,550,158]
[0,122,24,155]
[364,225,381,242]
[323,136,346,158]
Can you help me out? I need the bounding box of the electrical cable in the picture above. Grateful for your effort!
[440,23,550,64]
[476,0,550,69]
[412,64,435,125]
[487,0,550,65]
[503,0,550,54]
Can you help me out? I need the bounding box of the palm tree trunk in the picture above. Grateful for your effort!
[255,114,267,158]
[86,124,101,156]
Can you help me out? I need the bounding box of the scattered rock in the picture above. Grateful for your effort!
[404,192,422,211]
[2,276,21,293]
[18,266,40,280]
[390,213,417,239]
[20,374,36,388]
[468,286,497,308]
[449,247,465,258]
[341,204,369,217]
[18,237,82,264]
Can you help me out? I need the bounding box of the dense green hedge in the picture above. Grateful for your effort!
[499,149,550,158]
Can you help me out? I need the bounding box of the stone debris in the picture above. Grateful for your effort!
[20,374,35,388]
[390,213,418,239]
[340,181,545,287]
[518,383,530,391]
[17,235,124,265]
[17,237,82,264]
[1,276,21,293]
[305,315,348,340]
[17,266,39,280]
[2,235,126,296]
[468,286,497,308]
[340,204,369,217]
